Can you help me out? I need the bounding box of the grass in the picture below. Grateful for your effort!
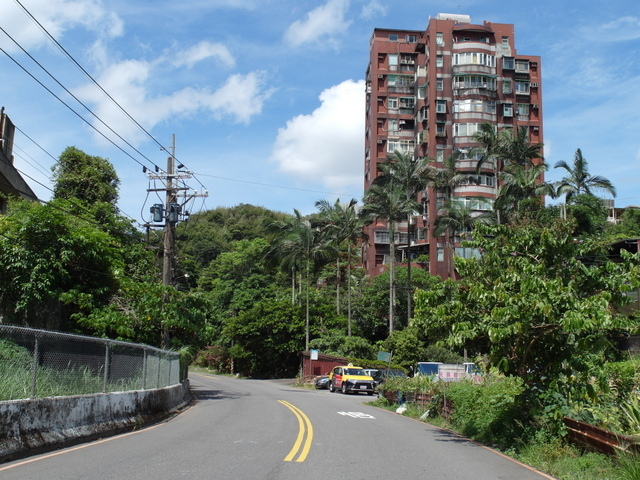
[0,339,147,400]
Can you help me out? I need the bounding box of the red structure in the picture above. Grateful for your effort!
[363,13,543,279]
[299,351,347,378]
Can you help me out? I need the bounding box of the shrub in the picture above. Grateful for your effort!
[193,345,229,371]
[442,373,526,450]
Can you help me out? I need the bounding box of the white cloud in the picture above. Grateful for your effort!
[283,0,352,48]
[586,16,640,42]
[73,58,273,145]
[0,0,122,53]
[270,79,365,192]
[172,41,235,69]
[360,0,387,20]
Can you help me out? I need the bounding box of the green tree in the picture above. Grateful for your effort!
[429,151,470,277]
[269,209,335,349]
[198,238,282,319]
[499,126,544,167]
[222,300,305,377]
[0,199,122,330]
[315,198,365,335]
[555,148,617,203]
[372,151,431,321]
[413,220,640,419]
[433,199,495,262]
[473,124,544,223]
[495,160,554,220]
[361,183,420,333]
[52,146,119,209]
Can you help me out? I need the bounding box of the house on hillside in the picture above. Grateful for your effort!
[0,107,37,213]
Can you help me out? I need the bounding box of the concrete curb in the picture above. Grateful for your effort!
[0,380,191,463]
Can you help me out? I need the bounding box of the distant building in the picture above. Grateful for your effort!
[363,14,543,279]
[0,107,37,213]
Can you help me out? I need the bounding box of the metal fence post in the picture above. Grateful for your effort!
[142,348,148,390]
[103,344,111,393]
[30,336,39,399]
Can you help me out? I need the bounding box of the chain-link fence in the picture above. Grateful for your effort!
[0,325,183,401]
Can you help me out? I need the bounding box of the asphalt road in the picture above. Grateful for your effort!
[0,373,555,479]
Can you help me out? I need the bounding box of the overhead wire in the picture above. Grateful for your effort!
[11,0,207,191]
[0,25,162,172]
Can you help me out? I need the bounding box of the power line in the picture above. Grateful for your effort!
[195,172,362,198]
[11,0,207,190]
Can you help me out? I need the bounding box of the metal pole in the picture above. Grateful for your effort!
[30,337,39,398]
[103,344,111,393]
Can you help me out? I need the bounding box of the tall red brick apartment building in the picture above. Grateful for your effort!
[363,13,543,279]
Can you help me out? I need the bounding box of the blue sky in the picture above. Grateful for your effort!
[1,0,639,224]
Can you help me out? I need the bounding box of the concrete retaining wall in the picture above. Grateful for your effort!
[0,381,191,463]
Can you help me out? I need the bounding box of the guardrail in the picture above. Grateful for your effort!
[0,325,182,400]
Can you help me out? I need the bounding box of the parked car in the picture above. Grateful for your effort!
[371,368,407,387]
[328,365,375,395]
[314,375,329,389]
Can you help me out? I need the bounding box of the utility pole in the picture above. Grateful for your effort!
[144,134,208,348]
[162,135,176,291]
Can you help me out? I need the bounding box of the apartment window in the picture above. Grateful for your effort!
[387,139,415,154]
[502,57,515,70]
[456,197,493,211]
[502,79,513,94]
[406,34,417,43]
[399,97,415,109]
[436,100,446,113]
[503,103,513,117]
[374,231,389,243]
[515,81,530,94]
[437,248,444,261]
[389,34,398,41]
[453,52,495,68]
[436,32,444,45]
[388,74,414,88]
[516,103,530,117]
[454,99,496,114]
[436,55,444,67]
[388,97,398,109]
[417,86,426,99]
[436,149,445,162]
[417,65,427,77]
[388,119,398,131]
[436,78,444,90]
[502,36,509,47]
[460,173,495,187]
[453,75,497,90]
[453,123,480,137]
[436,124,446,136]
[457,148,484,162]
[515,60,529,72]
[389,54,398,71]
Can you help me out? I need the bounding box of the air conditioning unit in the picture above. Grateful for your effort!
[531,104,539,109]
[530,82,538,87]
[378,74,384,78]
[377,139,383,144]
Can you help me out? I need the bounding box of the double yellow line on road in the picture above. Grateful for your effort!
[278,400,313,462]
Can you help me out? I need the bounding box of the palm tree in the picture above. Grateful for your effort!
[371,150,431,321]
[429,150,469,278]
[499,126,543,167]
[496,160,554,219]
[472,124,544,223]
[269,209,334,350]
[315,198,366,336]
[361,182,420,334]
[554,148,617,203]
[433,199,496,262]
